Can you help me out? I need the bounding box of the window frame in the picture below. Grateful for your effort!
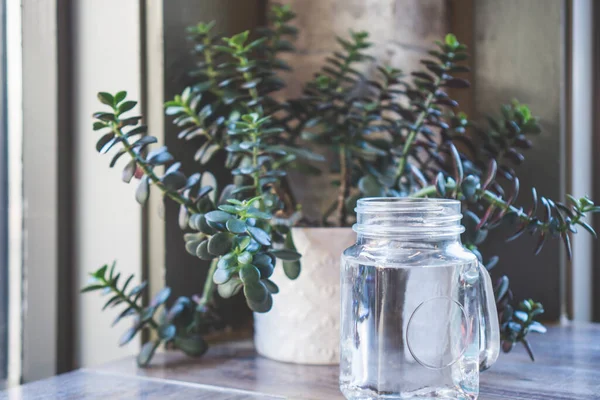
[0,0,8,386]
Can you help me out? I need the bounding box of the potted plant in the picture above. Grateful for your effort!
[83,4,599,367]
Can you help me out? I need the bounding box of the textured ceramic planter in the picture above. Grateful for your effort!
[254,227,356,364]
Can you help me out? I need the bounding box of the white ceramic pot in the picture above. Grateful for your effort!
[253,227,356,365]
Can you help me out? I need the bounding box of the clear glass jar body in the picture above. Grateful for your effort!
[340,199,499,400]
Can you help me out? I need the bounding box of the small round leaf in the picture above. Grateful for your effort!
[237,251,253,265]
[174,335,208,357]
[247,226,271,246]
[208,232,232,256]
[196,240,213,260]
[244,280,268,303]
[205,210,232,224]
[217,277,243,298]
[226,218,246,234]
[247,291,273,313]
[263,279,279,294]
[213,268,232,285]
[283,260,301,280]
[240,264,260,283]
[271,249,301,261]
[158,324,176,340]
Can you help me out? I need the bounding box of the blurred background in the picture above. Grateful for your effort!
[0,0,598,387]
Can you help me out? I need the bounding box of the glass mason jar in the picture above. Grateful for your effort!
[340,198,500,400]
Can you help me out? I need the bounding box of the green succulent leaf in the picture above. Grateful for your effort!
[137,341,160,367]
[174,335,208,357]
[283,260,301,280]
[208,232,232,256]
[271,249,301,261]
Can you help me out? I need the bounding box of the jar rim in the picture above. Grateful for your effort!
[354,197,465,238]
[356,197,461,210]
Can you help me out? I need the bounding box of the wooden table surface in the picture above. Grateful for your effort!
[2,323,599,399]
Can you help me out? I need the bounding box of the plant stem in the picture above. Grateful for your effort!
[198,258,219,307]
[251,131,261,198]
[203,36,219,87]
[111,122,196,214]
[394,76,442,184]
[181,102,223,148]
[237,56,259,102]
[335,144,349,226]
[105,278,159,329]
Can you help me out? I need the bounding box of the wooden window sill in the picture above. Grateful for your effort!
[2,323,599,399]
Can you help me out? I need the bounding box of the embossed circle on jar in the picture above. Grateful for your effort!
[406,296,469,369]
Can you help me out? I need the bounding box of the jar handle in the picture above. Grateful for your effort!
[477,262,500,371]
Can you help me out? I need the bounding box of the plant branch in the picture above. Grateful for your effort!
[198,258,219,307]
[111,122,196,213]
[102,276,159,329]
[336,144,349,226]
[394,76,442,183]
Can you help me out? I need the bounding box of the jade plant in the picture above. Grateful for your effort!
[83,4,599,366]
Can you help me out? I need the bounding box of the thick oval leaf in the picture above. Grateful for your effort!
[208,232,232,256]
[247,291,273,313]
[122,160,137,183]
[178,205,189,230]
[244,280,268,303]
[118,100,137,114]
[98,92,114,106]
[174,335,208,357]
[205,210,232,224]
[185,173,201,189]
[198,143,221,165]
[151,287,171,307]
[358,175,384,197]
[162,171,187,191]
[237,251,253,265]
[271,249,301,261]
[110,149,127,168]
[147,147,174,165]
[435,172,446,197]
[219,204,240,213]
[254,256,274,279]
[119,325,140,346]
[158,324,176,340]
[236,236,251,251]
[197,186,214,200]
[96,133,115,153]
[226,218,246,233]
[218,277,243,298]
[112,306,136,327]
[198,215,216,235]
[513,310,528,323]
[528,321,547,334]
[213,268,232,285]
[217,253,237,270]
[196,240,213,260]
[263,279,279,294]
[283,260,301,280]
[131,136,158,149]
[114,91,127,103]
[135,176,150,205]
[245,207,272,220]
[284,231,296,251]
[137,340,160,367]
[246,238,261,252]
[239,264,260,283]
[247,226,271,246]
[206,219,226,231]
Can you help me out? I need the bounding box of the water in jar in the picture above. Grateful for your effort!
[340,245,481,400]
